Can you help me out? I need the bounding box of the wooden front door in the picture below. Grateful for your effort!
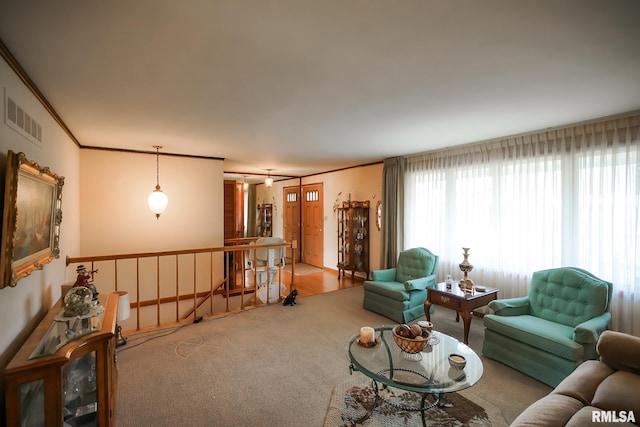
[283,185,301,262]
[302,183,323,268]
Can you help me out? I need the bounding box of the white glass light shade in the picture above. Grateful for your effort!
[148,186,168,218]
[265,177,273,187]
[116,291,131,322]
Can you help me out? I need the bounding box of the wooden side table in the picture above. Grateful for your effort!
[424,282,499,344]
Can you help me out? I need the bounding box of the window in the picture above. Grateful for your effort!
[402,117,640,334]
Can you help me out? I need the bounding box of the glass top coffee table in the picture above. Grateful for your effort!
[345,326,483,426]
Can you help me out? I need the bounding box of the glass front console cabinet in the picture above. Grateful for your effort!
[337,200,370,280]
[4,293,118,427]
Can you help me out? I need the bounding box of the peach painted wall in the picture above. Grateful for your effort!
[78,149,224,255]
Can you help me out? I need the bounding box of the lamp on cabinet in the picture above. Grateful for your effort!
[115,291,131,347]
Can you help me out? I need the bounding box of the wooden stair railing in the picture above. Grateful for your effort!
[66,240,296,332]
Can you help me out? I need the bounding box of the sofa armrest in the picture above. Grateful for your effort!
[488,296,530,316]
[372,268,397,282]
[597,330,640,374]
[573,312,611,344]
[404,274,436,291]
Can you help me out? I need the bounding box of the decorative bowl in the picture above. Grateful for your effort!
[417,320,433,334]
[392,325,428,354]
[448,354,467,369]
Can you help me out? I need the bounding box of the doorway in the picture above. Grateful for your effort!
[301,183,324,268]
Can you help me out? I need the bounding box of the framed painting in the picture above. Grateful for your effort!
[0,151,64,288]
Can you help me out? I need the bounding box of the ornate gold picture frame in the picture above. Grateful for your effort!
[0,151,64,288]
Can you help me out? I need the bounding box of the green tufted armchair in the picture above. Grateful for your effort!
[482,267,612,387]
[363,247,438,323]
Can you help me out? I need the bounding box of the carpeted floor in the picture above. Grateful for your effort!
[324,376,507,427]
[115,286,550,426]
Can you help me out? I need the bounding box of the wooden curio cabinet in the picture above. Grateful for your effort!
[256,203,273,237]
[4,293,118,427]
[337,200,370,280]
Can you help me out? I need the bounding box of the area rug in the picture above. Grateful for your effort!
[284,262,324,276]
[324,376,507,427]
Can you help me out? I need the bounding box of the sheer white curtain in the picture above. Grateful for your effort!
[404,115,640,335]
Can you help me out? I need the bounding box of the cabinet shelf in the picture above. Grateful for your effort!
[256,204,273,237]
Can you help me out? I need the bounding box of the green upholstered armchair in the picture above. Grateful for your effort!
[363,247,439,323]
[482,267,612,387]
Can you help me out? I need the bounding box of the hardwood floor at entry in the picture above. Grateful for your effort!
[283,266,363,298]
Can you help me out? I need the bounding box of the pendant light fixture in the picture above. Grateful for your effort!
[147,145,168,219]
[265,169,273,188]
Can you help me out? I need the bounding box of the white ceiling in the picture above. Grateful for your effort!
[1,0,639,177]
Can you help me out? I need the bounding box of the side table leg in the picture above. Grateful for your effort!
[424,300,432,321]
[459,311,472,344]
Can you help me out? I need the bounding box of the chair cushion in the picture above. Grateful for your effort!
[363,281,426,306]
[484,314,584,360]
[529,268,610,328]
[510,393,585,427]
[591,371,640,415]
[553,360,615,405]
[253,237,286,265]
[395,248,435,283]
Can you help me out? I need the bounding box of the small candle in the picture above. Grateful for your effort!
[360,326,375,344]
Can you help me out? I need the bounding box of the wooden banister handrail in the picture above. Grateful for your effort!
[224,237,259,245]
[66,241,293,265]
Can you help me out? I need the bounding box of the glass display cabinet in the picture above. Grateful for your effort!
[256,203,273,237]
[337,200,370,280]
[4,293,118,427]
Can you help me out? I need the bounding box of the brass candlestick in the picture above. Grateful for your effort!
[459,247,474,293]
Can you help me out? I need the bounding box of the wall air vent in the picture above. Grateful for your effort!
[4,88,42,146]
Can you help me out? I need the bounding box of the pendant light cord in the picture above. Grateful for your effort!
[153,145,162,189]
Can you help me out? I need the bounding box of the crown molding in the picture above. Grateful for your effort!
[0,38,81,147]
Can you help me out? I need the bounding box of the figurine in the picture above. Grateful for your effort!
[73,265,99,301]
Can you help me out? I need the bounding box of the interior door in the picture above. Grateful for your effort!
[223,180,236,240]
[224,180,244,239]
[283,186,301,262]
[302,183,323,267]
[223,180,245,288]
[234,182,244,238]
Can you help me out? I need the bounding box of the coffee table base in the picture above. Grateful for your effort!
[349,369,445,427]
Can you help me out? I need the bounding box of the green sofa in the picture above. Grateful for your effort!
[482,267,612,387]
[363,247,438,323]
